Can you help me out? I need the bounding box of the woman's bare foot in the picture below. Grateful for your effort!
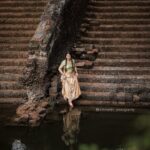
[68,100,74,108]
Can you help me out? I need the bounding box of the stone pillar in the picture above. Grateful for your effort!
[19,0,66,101]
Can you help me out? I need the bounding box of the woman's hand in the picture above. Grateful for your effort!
[61,73,65,77]
[75,72,78,77]
[62,72,66,76]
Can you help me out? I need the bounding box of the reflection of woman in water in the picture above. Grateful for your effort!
[58,52,81,107]
[12,139,27,150]
[61,108,81,149]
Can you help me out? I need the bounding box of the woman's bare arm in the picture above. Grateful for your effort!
[74,62,78,76]
[58,61,65,75]
[75,66,78,73]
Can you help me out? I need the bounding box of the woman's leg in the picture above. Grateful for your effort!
[68,99,74,107]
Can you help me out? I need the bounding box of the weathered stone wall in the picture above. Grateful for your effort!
[20,0,89,102]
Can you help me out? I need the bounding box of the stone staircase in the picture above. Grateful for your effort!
[0,0,48,103]
[73,0,150,106]
[55,0,150,107]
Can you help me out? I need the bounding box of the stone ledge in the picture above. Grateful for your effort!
[54,98,150,109]
[14,99,51,127]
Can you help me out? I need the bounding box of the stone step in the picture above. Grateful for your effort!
[0,25,37,31]
[94,58,150,66]
[97,52,150,59]
[0,66,24,74]
[0,37,31,44]
[0,0,47,2]
[0,1,46,7]
[87,6,150,13]
[81,91,130,101]
[80,37,150,42]
[80,37,150,45]
[78,74,150,84]
[0,98,26,104]
[0,51,28,58]
[0,59,27,66]
[0,0,47,1]
[0,73,21,81]
[84,18,150,25]
[0,0,47,103]
[78,42,150,49]
[75,100,150,108]
[81,31,150,38]
[79,66,150,71]
[0,44,28,51]
[0,48,28,51]
[78,67,150,75]
[80,41,150,46]
[80,91,150,102]
[0,18,40,25]
[90,0,150,1]
[0,12,42,18]
[72,0,150,106]
[0,81,24,90]
[0,30,35,37]
[89,1,150,7]
[90,0,150,2]
[80,82,150,93]
[78,44,150,52]
[85,12,150,19]
[0,7,44,13]
[95,58,150,63]
[0,90,27,98]
[85,25,150,31]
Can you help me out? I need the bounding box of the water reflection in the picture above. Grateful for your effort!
[0,104,149,150]
[12,139,27,150]
[61,107,81,149]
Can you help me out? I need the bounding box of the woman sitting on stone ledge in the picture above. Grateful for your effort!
[58,52,81,107]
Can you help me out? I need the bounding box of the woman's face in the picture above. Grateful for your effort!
[66,53,71,60]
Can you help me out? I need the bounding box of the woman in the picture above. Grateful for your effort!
[58,52,81,107]
[61,107,81,147]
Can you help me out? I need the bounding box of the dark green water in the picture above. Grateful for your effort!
[0,105,149,150]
